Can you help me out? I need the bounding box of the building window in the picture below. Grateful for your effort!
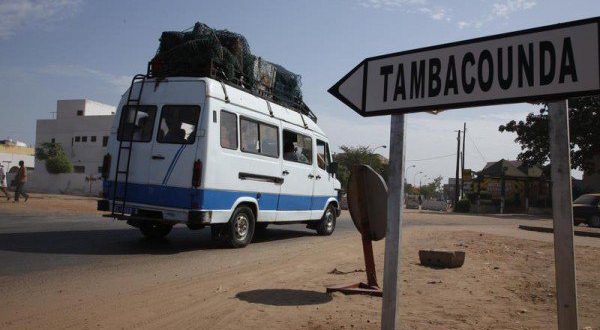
[77,110,84,116]
[102,136,109,147]
[75,136,81,142]
[240,117,279,158]
[157,105,201,144]
[91,136,96,142]
[283,130,312,165]
[73,166,85,173]
[82,136,88,142]
[220,110,237,150]
[51,138,55,143]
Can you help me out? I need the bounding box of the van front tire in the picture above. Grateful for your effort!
[139,222,173,239]
[316,205,336,236]
[226,206,255,248]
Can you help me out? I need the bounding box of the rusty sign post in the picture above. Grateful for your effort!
[327,165,388,296]
[329,17,600,329]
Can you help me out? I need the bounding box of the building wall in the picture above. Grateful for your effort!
[30,99,115,195]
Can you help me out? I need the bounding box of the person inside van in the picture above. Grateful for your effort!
[283,142,297,162]
[133,116,152,141]
[161,117,186,143]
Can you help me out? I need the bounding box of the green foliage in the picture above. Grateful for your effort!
[36,143,73,174]
[499,96,600,172]
[454,199,471,213]
[418,176,443,199]
[334,145,389,190]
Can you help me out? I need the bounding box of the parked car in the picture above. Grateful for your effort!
[573,193,600,227]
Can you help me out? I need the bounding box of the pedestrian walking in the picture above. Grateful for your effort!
[0,164,10,201]
[14,160,29,202]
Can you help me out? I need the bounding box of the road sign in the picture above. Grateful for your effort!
[347,165,388,241]
[329,17,600,117]
[327,165,387,297]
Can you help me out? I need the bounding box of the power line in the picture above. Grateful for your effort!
[407,153,456,162]
[467,132,487,163]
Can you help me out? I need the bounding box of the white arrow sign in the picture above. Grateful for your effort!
[329,17,600,116]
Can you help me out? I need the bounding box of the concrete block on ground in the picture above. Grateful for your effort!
[419,250,465,268]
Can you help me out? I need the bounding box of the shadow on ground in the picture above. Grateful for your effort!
[235,289,332,306]
[0,227,315,256]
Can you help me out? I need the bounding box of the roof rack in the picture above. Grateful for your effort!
[146,59,318,123]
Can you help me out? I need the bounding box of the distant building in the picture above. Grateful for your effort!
[472,159,551,213]
[30,99,115,195]
[0,139,35,186]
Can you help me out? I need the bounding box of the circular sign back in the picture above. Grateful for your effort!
[347,165,388,241]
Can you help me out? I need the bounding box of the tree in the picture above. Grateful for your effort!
[418,175,443,199]
[36,142,73,174]
[499,96,600,173]
[334,145,389,190]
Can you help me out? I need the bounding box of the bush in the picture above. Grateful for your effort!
[454,199,471,213]
[36,142,73,174]
[45,154,73,174]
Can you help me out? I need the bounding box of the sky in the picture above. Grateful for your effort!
[0,0,597,184]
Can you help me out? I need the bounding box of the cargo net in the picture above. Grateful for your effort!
[149,22,314,121]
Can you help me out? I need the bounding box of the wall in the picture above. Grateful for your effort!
[29,165,102,196]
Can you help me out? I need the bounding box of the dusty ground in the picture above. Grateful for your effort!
[0,195,599,329]
[0,192,100,216]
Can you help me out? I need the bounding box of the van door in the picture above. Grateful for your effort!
[114,104,158,188]
[279,128,315,221]
[147,105,202,208]
[311,139,334,219]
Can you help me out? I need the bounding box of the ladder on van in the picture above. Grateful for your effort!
[111,74,147,216]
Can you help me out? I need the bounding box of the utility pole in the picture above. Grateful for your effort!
[454,130,461,207]
[461,122,466,198]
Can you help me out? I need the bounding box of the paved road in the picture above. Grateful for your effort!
[0,209,565,276]
[0,212,361,276]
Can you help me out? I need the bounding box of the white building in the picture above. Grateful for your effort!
[30,99,115,195]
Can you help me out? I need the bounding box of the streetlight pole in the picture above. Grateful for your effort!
[413,171,422,187]
[405,165,416,186]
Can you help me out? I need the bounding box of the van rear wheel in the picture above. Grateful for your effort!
[139,222,173,239]
[226,206,255,248]
[316,205,336,236]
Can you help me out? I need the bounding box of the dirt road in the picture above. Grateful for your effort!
[0,196,598,329]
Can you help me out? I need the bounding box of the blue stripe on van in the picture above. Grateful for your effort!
[103,181,335,211]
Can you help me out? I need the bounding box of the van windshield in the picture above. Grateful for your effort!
[157,105,201,144]
[117,105,157,142]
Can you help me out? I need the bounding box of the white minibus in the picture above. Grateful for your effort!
[98,76,341,247]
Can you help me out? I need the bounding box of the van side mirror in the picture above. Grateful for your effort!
[327,161,338,175]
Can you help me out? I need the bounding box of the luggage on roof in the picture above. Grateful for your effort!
[148,22,312,120]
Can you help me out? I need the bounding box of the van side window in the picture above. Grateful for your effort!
[316,140,330,170]
[283,130,312,165]
[220,110,238,150]
[117,105,157,142]
[157,105,201,144]
[240,117,279,158]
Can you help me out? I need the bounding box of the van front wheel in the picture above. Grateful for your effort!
[226,206,255,248]
[139,222,173,239]
[316,205,336,236]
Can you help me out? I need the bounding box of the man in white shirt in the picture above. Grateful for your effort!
[0,164,9,201]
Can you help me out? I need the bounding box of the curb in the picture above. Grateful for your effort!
[518,225,600,238]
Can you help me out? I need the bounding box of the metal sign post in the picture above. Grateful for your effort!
[329,17,600,330]
[381,115,406,329]
[548,100,578,329]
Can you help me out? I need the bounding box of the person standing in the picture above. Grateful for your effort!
[14,160,29,202]
[0,164,9,201]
